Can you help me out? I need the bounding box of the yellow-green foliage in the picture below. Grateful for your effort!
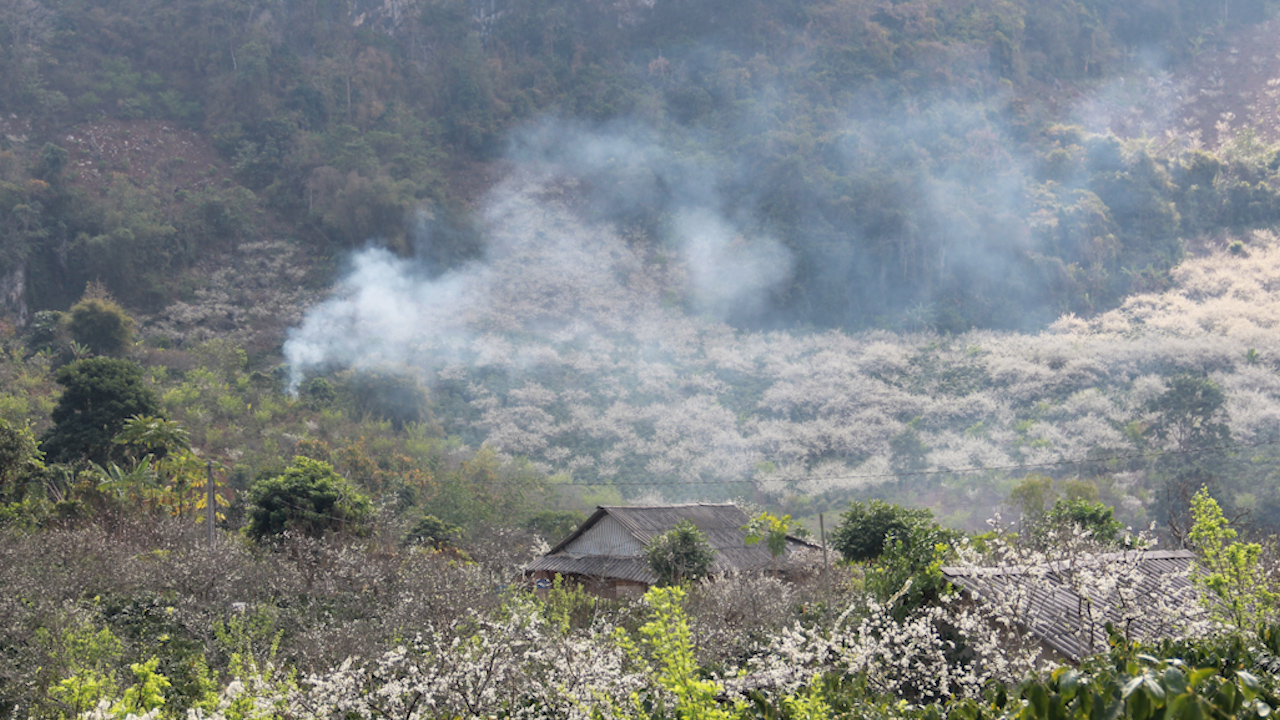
[616,586,742,720]
[1189,488,1278,632]
[112,658,171,718]
[783,677,834,720]
[43,624,125,719]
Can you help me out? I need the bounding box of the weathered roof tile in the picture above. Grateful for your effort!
[528,503,820,584]
[942,549,1199,662]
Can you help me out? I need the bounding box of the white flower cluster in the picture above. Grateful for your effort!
[294,599,643,720]
[409,202,1280,522]
[743,577,1047,706]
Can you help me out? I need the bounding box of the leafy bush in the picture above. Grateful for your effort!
[24,310,66,355]
[346,370,428,431]
[0,417,42,495]
[830,500,936,563]
[1038,498,1125,547]
[524,509,586,541]
[66,296,135,357]
[404,513,462,549]
[646,519,716,586]
[947,641,1278,720]
[244,457,372,540]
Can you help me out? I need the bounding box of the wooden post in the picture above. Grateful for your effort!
[206,460,215,545]
[819,513,829,601]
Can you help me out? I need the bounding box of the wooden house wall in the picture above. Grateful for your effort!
[529,570,647,600]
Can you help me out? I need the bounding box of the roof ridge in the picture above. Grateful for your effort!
[599,502,739,509]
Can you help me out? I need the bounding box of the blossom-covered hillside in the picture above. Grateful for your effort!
[285,144,1280,530]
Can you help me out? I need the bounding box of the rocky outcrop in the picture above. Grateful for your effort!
[0,264,28,326]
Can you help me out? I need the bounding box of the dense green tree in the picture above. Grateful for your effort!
[65,296,136,357]
[403,513,462,549]
[244,457,372,541]
[864,520,963,618]
[524,509,587,541]
[829,500,962,616]
[889,419,931,474]
[346,370,429,431]
[1143,374,1234,537]
[42,358,160,465]
[23,310,66,355]
[1007,473,1058,520]
[645,519,716,586]
[1035,498,1125,547]
[829,499,935,563]
[1007,475,1123,546]
[34,143,67,183]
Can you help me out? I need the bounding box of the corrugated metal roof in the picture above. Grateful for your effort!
[942,550,1198,662]
[529,503,820,582]
[563,515,645,556]
[526,555,656,584]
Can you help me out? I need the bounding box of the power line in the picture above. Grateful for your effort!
[14,437,1280,497]
[170,437,1280,529]
[431,436,1280,488]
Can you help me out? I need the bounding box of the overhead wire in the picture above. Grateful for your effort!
[395,435,1280,487]
[192,436,1280,527]
[14,439,1280,520]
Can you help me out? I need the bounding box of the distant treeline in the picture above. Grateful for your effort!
[0,0,1278,327]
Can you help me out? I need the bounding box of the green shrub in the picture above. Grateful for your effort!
[645,519,716,586]
[524,509,587,541]
[346,370,428,430]
[245,457,372,540]
[829,500,935,563]
[66,296,135,357]
[403,513,462,549]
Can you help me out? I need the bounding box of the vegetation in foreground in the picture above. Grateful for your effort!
[1,476,1278,720]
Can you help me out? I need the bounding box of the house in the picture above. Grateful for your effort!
[941,549,1200,663]
[524,503,822,599]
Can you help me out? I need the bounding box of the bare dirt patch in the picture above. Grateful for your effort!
[1178,18,1280,147]
[60,118,233,198]
[447,157,513,208]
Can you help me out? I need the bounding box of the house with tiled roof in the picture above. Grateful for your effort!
[524,503,821,599]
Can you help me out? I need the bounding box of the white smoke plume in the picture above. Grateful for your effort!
[276,98,1280,520]
[284,120,794,392]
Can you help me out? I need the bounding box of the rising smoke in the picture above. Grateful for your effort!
[284,118,797,391]
[278,71,1212,512]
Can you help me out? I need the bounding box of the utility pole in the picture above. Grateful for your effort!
[206,460,215,545]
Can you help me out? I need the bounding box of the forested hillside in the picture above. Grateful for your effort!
[7,2,1280,720]
[4,0,1280,530]
[1,0,1278,325]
